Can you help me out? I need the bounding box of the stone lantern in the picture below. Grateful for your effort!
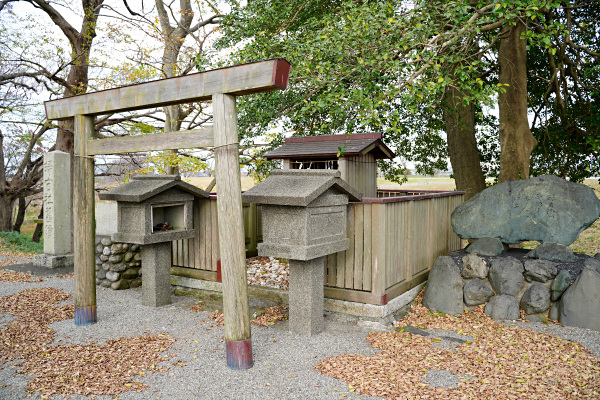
[100,175,209,306]
[242,169,361,335]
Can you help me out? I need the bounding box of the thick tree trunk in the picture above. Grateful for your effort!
[0,195,13,232]
[443,86,487,200]
[32,207,43,243]
[497,21,537,183]
[12,196,26,233]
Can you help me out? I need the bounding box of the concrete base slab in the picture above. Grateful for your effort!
[33,254,74,269]
[170,274,425,326]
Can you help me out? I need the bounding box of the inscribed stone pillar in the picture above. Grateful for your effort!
[33,151,74,268]
[43,151,72,255]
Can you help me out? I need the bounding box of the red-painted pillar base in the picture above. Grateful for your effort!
[226,339,253,370]
[75,305,97,326]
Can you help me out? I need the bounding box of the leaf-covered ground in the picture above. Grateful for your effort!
[0,269,43,282]
[0,287,176,398]
[316,293,600,399]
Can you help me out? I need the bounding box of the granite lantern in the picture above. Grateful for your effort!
[242,169,362,335]
[100,175,209,306]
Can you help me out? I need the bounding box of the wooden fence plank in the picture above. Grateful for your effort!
[353,204,364,290]
[345,204,355,289]
[211,199,219,271]
[362,204,372,292]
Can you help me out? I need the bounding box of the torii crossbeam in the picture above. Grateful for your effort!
[44,59,291,370]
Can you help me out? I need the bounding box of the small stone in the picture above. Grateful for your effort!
[583,258,600,274]
[550,270,573,301]
[122,268,139,279]
[130,278,142,288]
[488,257,524,296]
[527,242,577,263]
[101,262,111,271]
[548,303,560,321]
[96,278,102,285]
[134,252,142,261]
[96,244,104,254]
[461,254,489,279]
[106,271,120,282]
[124,252,134,262]
[95,237,102,245]
[111,279,130,290]
[111,243,126,255]
[100,254,109,262]
[97,269,106,280]
[101,237,112,246]
[110,263,127,272]
[463,278,494,306]
[101,279,112,288]
[95,256,102,266]
[102,247,111,256]
[131,244,140,252]
[484,295,520,321]
[465,237,506,256]
[523,259,558,283]
[423,256,464,315]
[520,283,551,314]
[109,254,123,263]
[122,243,130,251]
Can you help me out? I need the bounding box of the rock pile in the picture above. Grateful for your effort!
[95,235,142,290]
[423,242,600,331]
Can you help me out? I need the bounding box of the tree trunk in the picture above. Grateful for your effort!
[443,86,487,200]
[12,196,26,233]
[0,195,13,232]
[497,21,537,183]
[32,207,43,243]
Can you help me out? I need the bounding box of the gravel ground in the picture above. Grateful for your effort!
[1,262,599,400]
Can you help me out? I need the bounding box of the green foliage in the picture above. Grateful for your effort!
[216,0,591,182]
[0,231,43,255]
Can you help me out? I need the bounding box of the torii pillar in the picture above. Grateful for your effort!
[44,59,291,370]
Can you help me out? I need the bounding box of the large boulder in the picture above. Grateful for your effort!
[484,295,520,321]
[451,175,600,245]
[423,256,464,315]
[488,257,524,296]
[559,267,600,331]
[550,270,573,301]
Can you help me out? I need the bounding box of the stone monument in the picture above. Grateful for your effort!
[242,169,362,335]
[33,151,74,268]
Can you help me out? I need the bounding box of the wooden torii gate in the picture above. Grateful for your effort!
[44,59,291,370]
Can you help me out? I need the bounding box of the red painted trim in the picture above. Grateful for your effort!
[216,260,222,283]
[285,133,382,144]
[226,339,253,370]
[273,59,291,89]
[359,190,465,203]
[380,294,388,306]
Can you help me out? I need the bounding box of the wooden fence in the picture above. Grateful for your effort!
[171,190,463,305]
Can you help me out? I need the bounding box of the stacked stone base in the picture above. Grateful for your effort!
[95,235,142,290]
[424,248,600,332]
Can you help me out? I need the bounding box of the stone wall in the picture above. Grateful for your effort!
[95,235,142,290]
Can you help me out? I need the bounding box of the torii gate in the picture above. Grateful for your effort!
[44,59,291,370]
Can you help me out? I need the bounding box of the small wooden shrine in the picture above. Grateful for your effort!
[264,133,395,197]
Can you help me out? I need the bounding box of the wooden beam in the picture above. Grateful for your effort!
[73,115,97,326]
[213,93,253,370]
[87,127,214,156]
[45,59,291,120]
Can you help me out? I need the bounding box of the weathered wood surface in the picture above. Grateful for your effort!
[45,59,291,120]
[73,115,97,324]
[87,127,213,155]
[213,93,252,346]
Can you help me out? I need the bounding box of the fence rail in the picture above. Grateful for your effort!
[172,190,463,305]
